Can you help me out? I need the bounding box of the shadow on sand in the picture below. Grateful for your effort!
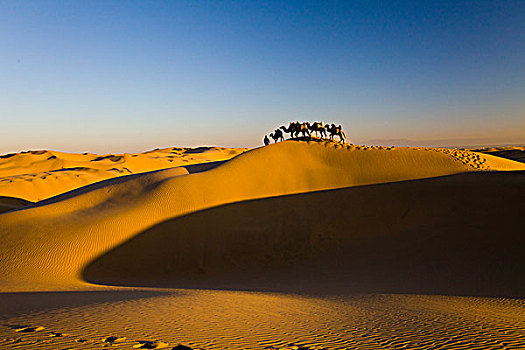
[0,290,172,318]
[0,196,34,214]
[83,171,525,298]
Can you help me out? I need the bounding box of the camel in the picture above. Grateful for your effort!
[281,121,340,140]
[297,121,311,138]
[326,123,346,142]
[280,121,310,138]
[269,129,284,143]
[309,121,326,138]
[280,122,298,139]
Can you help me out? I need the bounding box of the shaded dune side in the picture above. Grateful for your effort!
[0,196,33,214]
[84,171,525,298]
[1,141,524,292]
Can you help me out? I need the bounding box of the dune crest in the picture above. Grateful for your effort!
[0,140,524,292]
[472,146,525,163]
[0,146,247,202]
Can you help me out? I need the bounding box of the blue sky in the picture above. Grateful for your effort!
[1,0,524,153]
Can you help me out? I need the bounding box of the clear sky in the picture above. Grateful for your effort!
[1,0,524,153]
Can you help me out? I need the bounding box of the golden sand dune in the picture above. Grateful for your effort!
[472,145,525,163]
[84,170,525,297]
[0,140,524,293]
[0,146,247,202]
[1,141,525,349]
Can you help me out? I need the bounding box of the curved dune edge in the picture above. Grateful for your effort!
[0,146,247,202]
[84,171,525,297]
[473,146,525,163]
[0,196,34,214]
[1,141,524,292]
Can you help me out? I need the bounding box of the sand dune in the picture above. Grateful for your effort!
[0,140,524,292]
[0,196,33,214]
[472,145,525,163]
[1,140,525,349]
[84,171,525,297]
[0,146,247,202]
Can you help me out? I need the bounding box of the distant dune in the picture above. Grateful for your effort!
[362,137,525,149]
[0,146,247,203]
[472,146,525,164]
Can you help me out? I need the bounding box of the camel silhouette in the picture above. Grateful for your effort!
[280,121,311,138]
[309,121,327,138]
[297,121,311,137]
[280,122,298,138]
[276,121,347,143]
[325,123,346,142]
[269,129,284,143]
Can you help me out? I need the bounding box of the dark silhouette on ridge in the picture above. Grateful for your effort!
[269,129,284,143]
[273,121,347,143]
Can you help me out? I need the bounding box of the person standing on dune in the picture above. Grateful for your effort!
[264,135,270,146]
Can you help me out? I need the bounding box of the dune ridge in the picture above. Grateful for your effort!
[1,141,525,350]
[0,146,247,202]
[472,145,525,163]
[84,170,525,297]
[1,140,524,293]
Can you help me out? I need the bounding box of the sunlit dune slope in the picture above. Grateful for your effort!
[0,140,524,292]
[472,146,525,163]
[0,146,247,202]
[85,171,525,297]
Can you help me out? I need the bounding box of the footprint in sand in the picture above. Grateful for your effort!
[133,340,170,349]
[171,345,193,350]
[266,345,324,350]
[15,326,46,333]
[3,338,23,343]
[48,332,68,337]
[102,335,127,343]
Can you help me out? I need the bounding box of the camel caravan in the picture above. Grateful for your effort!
[264,121,346,145]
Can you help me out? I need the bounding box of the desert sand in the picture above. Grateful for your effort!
[1,140,525,349]
[0,146,247,203]
[471,145,525,163]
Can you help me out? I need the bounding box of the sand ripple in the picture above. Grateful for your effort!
[0,290,524,349]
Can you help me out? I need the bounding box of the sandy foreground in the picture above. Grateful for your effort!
[1,141,524,349]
